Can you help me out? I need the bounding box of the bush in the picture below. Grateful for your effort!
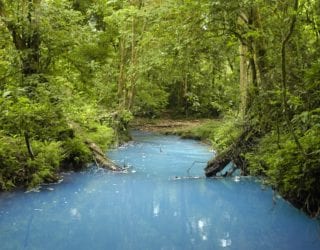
[26,141,63,188]
[61,137,92,170]
[178,121,218,140]
[181,117,241,152]
[0,134,26,190]
[0,134,63,190]
[85,124,114,150]
[208,118,241,152]
[245,126,320,216]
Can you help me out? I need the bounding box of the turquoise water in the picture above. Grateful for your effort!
[0,131,319,250]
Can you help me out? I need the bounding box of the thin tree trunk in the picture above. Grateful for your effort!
[251,7,267,90]
[118,37,126,107]
[239,42,249,117]
[127,15,137,110]
[184,73,188,117]
[281,0,304,154]
[24,132,35,160]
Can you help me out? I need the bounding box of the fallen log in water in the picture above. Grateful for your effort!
[85,140,124,171]
[205,126,259,177]
[205,149,233,177]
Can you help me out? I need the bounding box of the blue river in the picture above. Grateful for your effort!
[0,131,319,250]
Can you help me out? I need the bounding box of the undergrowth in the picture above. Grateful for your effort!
[0,120,116,191]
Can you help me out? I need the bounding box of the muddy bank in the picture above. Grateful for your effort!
[131,118,209,134]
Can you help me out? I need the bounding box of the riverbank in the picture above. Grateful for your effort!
[131,117,238,149]
[0,121,118,192]
[131,118,221,142]
[131,118,210,133]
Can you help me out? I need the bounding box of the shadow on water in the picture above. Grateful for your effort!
[0,131,319,250]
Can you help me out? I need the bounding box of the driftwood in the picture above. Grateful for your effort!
[205,127,259,177]
[85,141,123,171]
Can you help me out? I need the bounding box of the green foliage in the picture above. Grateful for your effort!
[0,133,63,190]
[62,138,92,170]
[134,85,169,117]
[179,116,242,152]
[0,0,119,190]
[0,134,26,190]
[179,120,221,141]
[79,123,115,151]
[0,89,67,140]
[209,119,242,152]
[108,109,133,143]
[117,109,134,126]
[26,141,63,188]
[60,114,116,170]
[245,125,320,215]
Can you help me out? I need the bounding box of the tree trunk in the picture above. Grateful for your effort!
[24,131,35,160]
[239,42,249,117]
[85,141,124,171]
[127,14,137,110]
[281,0,304,155]
[118,37,126,107]
[251,7,267,90]
[184,73,188,117]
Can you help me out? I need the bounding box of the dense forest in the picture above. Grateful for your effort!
[0,0,319,217]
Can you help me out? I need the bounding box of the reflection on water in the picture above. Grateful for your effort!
[70,208,81,220]
[0,131,319,250]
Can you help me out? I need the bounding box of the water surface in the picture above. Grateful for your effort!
[0,131,319,250]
